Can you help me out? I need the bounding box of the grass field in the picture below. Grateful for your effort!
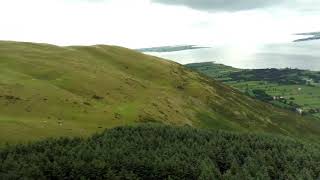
[186,62,320,119]
[232,82,320,111]
[1,41,320,144]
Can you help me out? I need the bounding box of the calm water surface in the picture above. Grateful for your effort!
[147,41,320,71]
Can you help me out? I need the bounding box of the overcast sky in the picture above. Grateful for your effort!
[0,0,319,48]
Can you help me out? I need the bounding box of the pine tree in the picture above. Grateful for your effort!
[198,158,221,180]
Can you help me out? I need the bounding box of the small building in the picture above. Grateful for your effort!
[296,108,303,115]
[273,96,284,100]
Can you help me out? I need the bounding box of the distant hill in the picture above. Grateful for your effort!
[136,45,209,52]
[294,31,320,42]
[1,124,319,179]
[0,41,320,144]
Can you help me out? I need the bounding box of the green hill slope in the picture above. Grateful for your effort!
[0,41,319,144]
[1,124,319,179]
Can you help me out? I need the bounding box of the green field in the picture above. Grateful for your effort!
[1,41,320,144]
[186,62,320,119]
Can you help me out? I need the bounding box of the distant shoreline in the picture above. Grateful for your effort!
[293,31,320,42]
[136,45,210,53]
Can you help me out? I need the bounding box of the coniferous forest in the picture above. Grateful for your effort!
[1,124,319,179]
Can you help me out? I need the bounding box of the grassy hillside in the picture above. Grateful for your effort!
[186,62,320,119]
[1,124,319,179]
[0,41,320,144]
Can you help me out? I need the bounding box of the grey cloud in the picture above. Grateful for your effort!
[152,0,287,12]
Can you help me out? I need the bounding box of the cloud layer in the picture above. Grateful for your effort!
[152,0,283,12]
[0,0,319,47]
